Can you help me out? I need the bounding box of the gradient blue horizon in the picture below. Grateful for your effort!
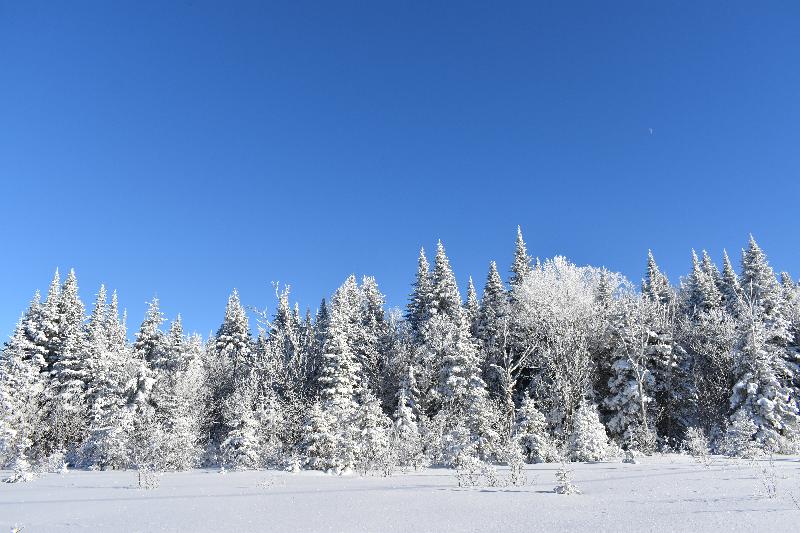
[2,1,799,338]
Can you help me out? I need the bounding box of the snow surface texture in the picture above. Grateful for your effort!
[2,455,799,532]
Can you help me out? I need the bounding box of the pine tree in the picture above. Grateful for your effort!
[729,301,799,453]
[569,401,610,462]
[134,298,166,364]
[720,249,743,314]
[220,388,261,470]
[642,250,672,305]
[0,319,45,467]
[513,397,559,463]
[393,366,424,469]
[431,241,462,321]
[354,383,392,474]
[406,247,434,338]
[509,226,533,288]
[478,261,508,397]
[740,236,783,320]
[683,250,721,314]
[464,277,480,338]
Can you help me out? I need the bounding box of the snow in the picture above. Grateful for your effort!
[2,455,799,532]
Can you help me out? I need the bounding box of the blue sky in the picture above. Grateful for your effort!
[1,1,799,337]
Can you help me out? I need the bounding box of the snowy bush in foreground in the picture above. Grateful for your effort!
[554,466,580,494]
[684,427,711,464]
[569,402,610,462]
[513,397,559,463]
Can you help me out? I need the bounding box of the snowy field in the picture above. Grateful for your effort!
[2,455,799,532]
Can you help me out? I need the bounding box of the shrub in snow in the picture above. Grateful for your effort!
[722,410,761,459]
[500,441,528,487]
[3,457,35,483]
[684,427,711,466]
[137,467,161,490]
[513,397,560,463]
[453,454,500,488]
[622,449,637,464]
[569,402,609,462]
[554,466,580,494]
[286,456,301,473]
[353,385,393,476]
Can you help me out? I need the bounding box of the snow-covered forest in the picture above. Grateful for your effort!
[1,229,799,478]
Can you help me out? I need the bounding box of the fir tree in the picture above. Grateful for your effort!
[464,276,480,338]
[0,319,45,467]
[406,247,434,338]
[514,397,559,463]
[720,249,743,314]
[431,241,462,321]
[642,250,672,305]
[569,401,610,462]
[729,301,799,453]
[509,226,533,288]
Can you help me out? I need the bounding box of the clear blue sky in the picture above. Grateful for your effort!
[2,1,799,338]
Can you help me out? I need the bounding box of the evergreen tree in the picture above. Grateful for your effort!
[478,261,508,397]
[431,241,462,321]
[406,247,434,338]
[740,236,783,320]
[509,226,533,288]
[354,383,392,474]
[729,301,799,453]
[393,366,424,469]
[513,397,559,463]
[464,276,479,338]
[569,401,610,462]
[720,249,743,314]
[642,250,672,305]
[0,319,45,467]
[220,388,261,470]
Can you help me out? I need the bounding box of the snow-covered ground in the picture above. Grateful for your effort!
[2,455,799,532]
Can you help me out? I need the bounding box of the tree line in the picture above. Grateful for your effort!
[1,229,798,475]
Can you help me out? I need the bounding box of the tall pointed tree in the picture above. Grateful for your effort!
[509,226,533,288]
[406,247,434,337]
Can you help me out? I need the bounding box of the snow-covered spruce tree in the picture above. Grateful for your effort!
[42,269,89,459]
[393,365,424,469]
[208,290,253,453]
[406,247,434,339]
[79,286,133,468]
[355,276,390,401]
[728,298,799,453]
[437,312,499,462]
[722,408,760,458]
[309,277,363,472]
[642,250,673,306]
[354,382,393,475]
[301,401,336,471]
[682,250,722,315]
[477,261,508,399]
[514,396,559,463]
[603,296,656,448]
[253,386,284,466]
[509,225,533,289]
[267,284,303,395]
[464,276,479,339]
[720,249,743,315]
[431,241,463,322]
[220,387,261,470]
[569,401,610,462]
[740,238,799,406]
[0,319,45,469]
[151,318,205,470]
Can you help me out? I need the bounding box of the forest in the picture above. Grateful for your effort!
[1,228,798,479]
